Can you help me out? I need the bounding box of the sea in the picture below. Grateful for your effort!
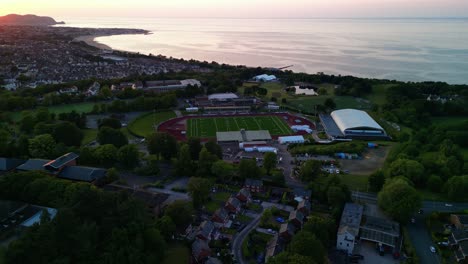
[59,17,468,84]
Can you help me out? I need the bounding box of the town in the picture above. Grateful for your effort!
[0,21,468,264]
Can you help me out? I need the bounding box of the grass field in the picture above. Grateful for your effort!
[9,102,98,122]
[128,111,176,137]
[431,116,467,127]
[81,129,98,145]
[162,243,190,264]
[187,115,291,138]
[287,95,371,112]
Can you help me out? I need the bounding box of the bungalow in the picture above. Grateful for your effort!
[212,208,229,224]
[192,239,211,263]
[244,178,264,193]
[225,197,242,214]
[296,200,311,216]
[288,210,305,229]
[197,220,215,241]
[279,222,296,241]
[236,188,251,203]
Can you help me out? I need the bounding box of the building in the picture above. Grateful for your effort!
[0,158,25,174]
[320,109,388,139]
[448,225,468,262]
[212,208,229,224]
[86,82,100,96]
[145,79,200,93]
[451,214,468,230]
[207,93,239,101]
[360,216,400,249]
[297,200,311,216]
[196,220,215,241]
[58,86,78,95]
[279,222,296,241]
[192,239,211,263]
[43,152,79,174]
[293,188,311,200]
[337,203,363,254]
[236,188,252,203]
[244,178,264,193]
[16,159,50,172]
[225,197,242,214]
[58,166,107,183]
[216,130,272,143]
[278,135,305,144]
[289,210,305,229]
[253,74,277,82]
[265,234,282,261]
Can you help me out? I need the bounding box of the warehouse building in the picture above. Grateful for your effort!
[278,135,305,144]
[320,109,388,140]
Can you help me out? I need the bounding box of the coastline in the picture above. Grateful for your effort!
[74,35,113,50]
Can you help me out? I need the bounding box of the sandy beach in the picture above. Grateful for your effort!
[74,35,113,50]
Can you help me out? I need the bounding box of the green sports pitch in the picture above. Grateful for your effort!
[186,116,292,138]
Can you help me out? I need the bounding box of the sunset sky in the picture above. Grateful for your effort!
[1,0,468,18]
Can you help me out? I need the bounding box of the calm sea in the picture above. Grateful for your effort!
[60,17,468,84]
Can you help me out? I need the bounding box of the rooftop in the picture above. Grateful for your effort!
[208,93,239,101]
[58,166,106,182]
[338,203,364,237]
[16,159,50,172]
[216,130,272,142]
[44,152,79,170]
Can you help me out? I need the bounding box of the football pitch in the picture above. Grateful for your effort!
[187,115,292,138]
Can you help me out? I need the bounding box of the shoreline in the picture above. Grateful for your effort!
[74,34,114,50]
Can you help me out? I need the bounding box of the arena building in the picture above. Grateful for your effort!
[320,109,388,139]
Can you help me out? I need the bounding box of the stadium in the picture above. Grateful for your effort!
[157,112,315,141]
[319,109,389,140]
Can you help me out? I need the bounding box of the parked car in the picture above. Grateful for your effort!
[430,246,436,253]
[418,209,423,214]
[438,241,449,246]
[445,203,453,207]
[267,229,276,234]
[411,218,416,223]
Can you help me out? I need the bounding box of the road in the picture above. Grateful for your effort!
[232,212,262,264]
[352,191,468,264]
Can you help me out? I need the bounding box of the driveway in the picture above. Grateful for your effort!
[276,143,305,189]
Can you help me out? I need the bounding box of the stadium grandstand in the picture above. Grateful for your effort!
[320,109,389,140]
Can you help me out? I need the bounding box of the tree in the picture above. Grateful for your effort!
[52,121,83,146]
[155,215,176,240]
[324,98,336,110]
[368,170,385,192]
[117,144,140,169]
[263,152,277,175]
[97,127,128,148]
[239,159,261,179]
[20,114,36,133]
[0,129,11,156]
[188,177,212,208]
[268,252,317,264]
[196,147,218,177]
[164,201,194,228]
[28,134,56,159]
[260,209,273,226]
[211,160,235,182]
[94,144,118,167]
[146,132,177,160]
[387,159,425,186]
[187,137,202,160]
[299,160,322,182]
[445,175,468,201]
[105,167,119,183]
[204,140,223,159]
[378,178,421,222]
[175,144,195,177]
[327,186,347,206]
[303,216,335,247]
[318,87,328,95]
[98,118,122,129]
[427,175,443,193]
[289,231,325,263]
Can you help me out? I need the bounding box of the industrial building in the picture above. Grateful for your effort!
[320,109,388,139]
[278,135,305,144]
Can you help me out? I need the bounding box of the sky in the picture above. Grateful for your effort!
[1,0,468,18]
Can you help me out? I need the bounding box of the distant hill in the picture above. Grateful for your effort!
[0,14,65,26]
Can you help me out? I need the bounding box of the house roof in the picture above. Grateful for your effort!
[293,187,311,198]
[16,159,50,171]
[216,130,272,142]
[44,152,79,170]
[265,234,281,259]
[454,214,468,225]
[337,203,363,237]
[226,197,241,209]
[58,166,106,182]
[0,158,26,171]
[213,208,228,220]
[192,239,210,256]
[297,200,311,211]
[279,222,296,235]
[289,210,304,223]
[237,188,251,198]
[197,220,215,238]
[331,109,385,134]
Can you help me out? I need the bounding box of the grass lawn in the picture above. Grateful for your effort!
[338,174,370,191]
[461,148,468,162]
[204,200,222,214]
[9,102,98,122]
[212,192,231,201]
[431,116,467,127]
[287,95,371,112]
[162,243,190,264]
[81,129,98,145]
[187,115,291,138]
[128,111,176,138]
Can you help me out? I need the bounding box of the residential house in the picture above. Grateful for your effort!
[288,210,305,229]
[451,214,468,230]
[279,222,296,241]
[244,178,264,193]
[225,197,241,214]
[212,208,229,224]
[86,82,100,96]
[192,239,211,263]
[196,220,215,241]
[296,199,311,216]
[58,86,79,95]
[236,188,251,203]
